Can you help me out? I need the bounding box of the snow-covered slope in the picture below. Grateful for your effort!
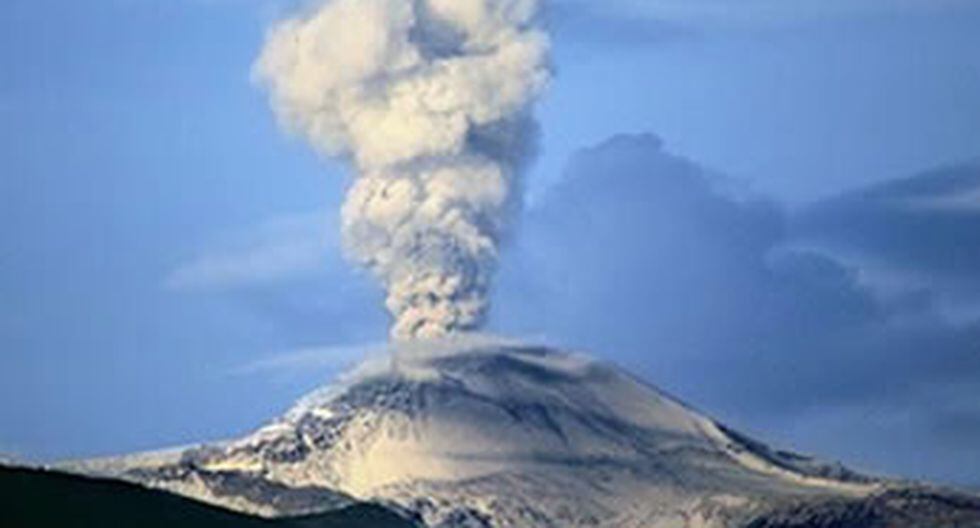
[62,337,925,527]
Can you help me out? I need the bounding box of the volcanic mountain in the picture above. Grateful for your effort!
[63,337,980,527]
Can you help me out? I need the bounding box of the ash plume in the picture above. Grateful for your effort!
[254,0,550,340]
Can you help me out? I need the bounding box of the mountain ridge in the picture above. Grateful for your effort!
[59,336,980,527]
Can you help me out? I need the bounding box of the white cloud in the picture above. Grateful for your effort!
[165,211,337,290]
[901,186,980,213]
[230,342,383,376]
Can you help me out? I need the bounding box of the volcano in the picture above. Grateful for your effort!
[62,337,980,527]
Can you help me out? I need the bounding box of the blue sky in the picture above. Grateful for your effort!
[2,0,980,487]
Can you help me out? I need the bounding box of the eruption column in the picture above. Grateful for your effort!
[255,0,550,339]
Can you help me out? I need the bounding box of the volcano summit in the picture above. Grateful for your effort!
[62,337,980,527]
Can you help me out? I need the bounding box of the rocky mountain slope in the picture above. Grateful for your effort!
[62,336,980,527]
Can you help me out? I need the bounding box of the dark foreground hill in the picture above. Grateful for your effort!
[0,466,415,528]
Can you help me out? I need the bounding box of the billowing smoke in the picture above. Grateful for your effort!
[254,0,550,340]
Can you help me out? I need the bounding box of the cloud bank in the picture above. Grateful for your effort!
[495,134,980,485]
[794,162,980,280]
